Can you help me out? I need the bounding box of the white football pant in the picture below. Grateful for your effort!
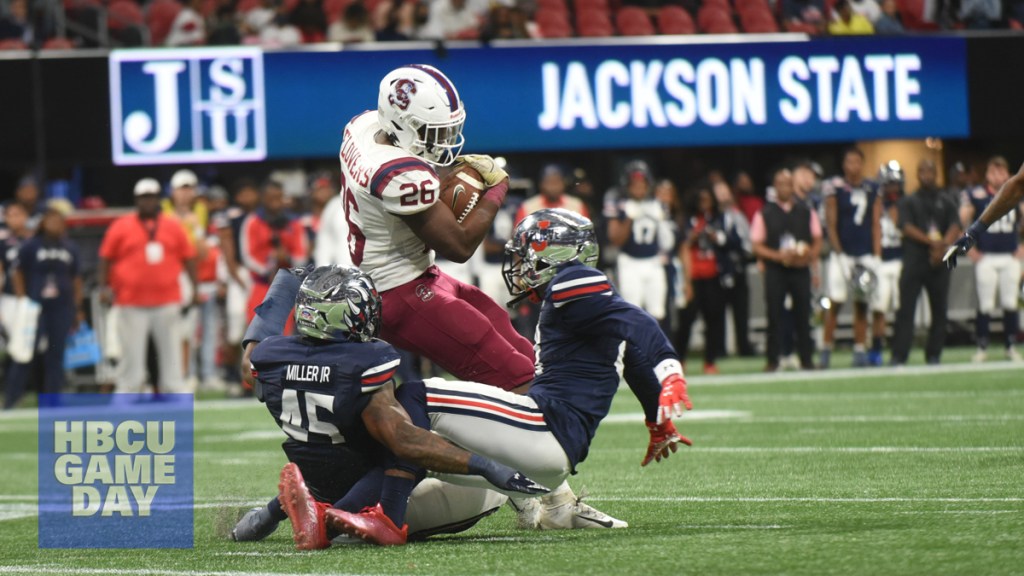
[826,252,880,304]
[616,254,667,320]
[871,259,903,314]
[974,253,1022,313]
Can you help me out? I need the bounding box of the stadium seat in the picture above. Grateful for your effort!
[537,0,570,15]
[697,5,735,31]
[742,13,779,32]
[536,9,572,30]
[576,10,613,36]
[538,20,573,37]
[700,0,731,8]
[323,0,351,23]
[897,0,940,29]
[574,0,610,13]
[734,0,772,14]
[0,38,28,50]
[616,6,655,35]
[43,37,76,49]
[1011,18,1023,29]
[657,5,696,34]
[107,1,144,30]
[146,0,182,46]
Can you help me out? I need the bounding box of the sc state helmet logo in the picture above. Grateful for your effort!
[388,79,417,111]
[530,220,551,252]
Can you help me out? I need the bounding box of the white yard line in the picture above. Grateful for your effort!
[687,361,1024,387]
[589,496,1024,503]
[0,569,378,576]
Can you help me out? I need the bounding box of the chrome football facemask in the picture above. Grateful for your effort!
[502,208,600,306]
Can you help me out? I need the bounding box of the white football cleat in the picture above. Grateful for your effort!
[1006,347,1023,362]
[971,348,987,363]
[506,497,540,530]
[536,482,627,530]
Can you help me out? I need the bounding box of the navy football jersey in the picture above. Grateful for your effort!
[250,336,401,455]
[823,176,880,256]
[615,199,669,259]
[962,186,1021,254]
[15,236,79,302]
[527,263,679,467]
[880,200,903,262]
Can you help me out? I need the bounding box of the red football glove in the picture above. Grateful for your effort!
[658,373,692,424]
[642,420,691,467]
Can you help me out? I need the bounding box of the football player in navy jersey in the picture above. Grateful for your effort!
[869,162,905,367]
[946,159,1024,269]
[952,157,1023,362]
[381,208,693,529]
[822,147,883,368]
[232,266,546,548]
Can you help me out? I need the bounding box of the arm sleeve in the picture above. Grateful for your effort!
[623,344,663,423]
[374,159,441,216]
[556,269,681,384]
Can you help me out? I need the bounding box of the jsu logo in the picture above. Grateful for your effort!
[110,47,267,165]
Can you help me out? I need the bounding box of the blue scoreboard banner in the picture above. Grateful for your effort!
[109,36,968,165]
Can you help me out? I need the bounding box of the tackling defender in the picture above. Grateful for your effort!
[232,266,546,548]
[328,209,693,536]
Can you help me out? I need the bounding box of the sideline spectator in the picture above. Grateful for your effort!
[214,180,260,389]
[945,161,974,205]
[960,156,1022,362]
[784,0,827,29]
[1,175,44,233]
[733,171,763,224]
[752,168,822,371]
[829,0,875,34]
[677,183,728,374]
[516,165,589,224]
[959,0,1001,28]
[713,181,756,357]
[873,0,905,33]
[0,0,31,43]
[194,185,225,391]
[891,160,961,365]
[329,1,375,42]
[4,200,82,409]
[97,178,198,394]
[238,180,308,323]
[165,0,206,46]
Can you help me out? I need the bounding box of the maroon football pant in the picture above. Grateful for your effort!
[380,266,535,391]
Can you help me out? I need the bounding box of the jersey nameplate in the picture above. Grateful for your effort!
[285,365,332,383]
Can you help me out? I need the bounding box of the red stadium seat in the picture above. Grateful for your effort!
[697,5,734,31]
[1010,18,1023,29]
[537,0,569,15]
[700,0,731,8]
[43,37,76,49]
[323,0,351,23]
[657,5,696,34]
[0,39,28,50]
[107,0,144,30]
[896,0,939,29]
[539,21,573,37]
[734,0,771,14]
[574,0,610,13]
[146,0,182,46]
[742,13,779,32]
[577,11,614,36]
[616,6,654,35]
[536,8,572,30]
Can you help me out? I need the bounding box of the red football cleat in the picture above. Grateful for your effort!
[325,504,408,546]
[277,463,331,550]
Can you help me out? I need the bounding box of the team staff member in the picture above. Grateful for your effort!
[98,178,198,394]
[4,201,83,409]
[891,160,961,366]
[0,202,32,339]
[869,162,905,366]
[751,168,823,372]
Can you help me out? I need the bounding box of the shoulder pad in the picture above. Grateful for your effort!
[548,266,612,308]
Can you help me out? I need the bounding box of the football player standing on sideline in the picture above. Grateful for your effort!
[953,157,1023,362]
[869,162,905,366]
[606,160,673,326]
[821,147,882,368]
[338,65,621,528]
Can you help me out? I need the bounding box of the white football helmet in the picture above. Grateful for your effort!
[377,64,466,166]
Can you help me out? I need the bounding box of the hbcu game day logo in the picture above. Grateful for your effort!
[37,394,194,548]
[109,47,267,165]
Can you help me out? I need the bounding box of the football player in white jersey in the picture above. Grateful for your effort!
[337,64,623,529]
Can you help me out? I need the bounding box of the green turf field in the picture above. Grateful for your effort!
[1,362,1022,575]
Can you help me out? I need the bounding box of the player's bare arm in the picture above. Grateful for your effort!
[400,198,502,263]
[871,195,883,258]
[825,195,842,253]
[945,162,1024,268]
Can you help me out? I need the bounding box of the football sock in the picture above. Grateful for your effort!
[267,496,287,521]
[976,313,990,349]
[871,337,883,353]
[853,343,866,353]
[1004,310,1020,349]
[379,475,416,526]
[335,468,384,513]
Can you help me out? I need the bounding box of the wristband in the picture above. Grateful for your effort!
[967,220,988,237]
[479,180,509,210]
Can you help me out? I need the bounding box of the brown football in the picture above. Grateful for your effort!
[439,164,485,224]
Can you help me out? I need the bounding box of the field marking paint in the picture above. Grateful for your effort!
[687,361,1024,387]
[602,412,1024,425]
[589,496,1024,503]
[676,524,789,529]
[603,410,749,424]
[0,568,379,576]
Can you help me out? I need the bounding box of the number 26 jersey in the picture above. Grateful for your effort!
[339,111,442,291]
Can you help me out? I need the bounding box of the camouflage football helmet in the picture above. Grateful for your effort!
[502,208,600,301]
[294,265,382,342]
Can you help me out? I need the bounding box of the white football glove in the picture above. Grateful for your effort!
[456,154,508,188]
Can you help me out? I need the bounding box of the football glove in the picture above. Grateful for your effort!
[456,154,508,188]
[467,454,550,495]
[642,420,691,467]
[944,222,983,269]
[657,373,692,424]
